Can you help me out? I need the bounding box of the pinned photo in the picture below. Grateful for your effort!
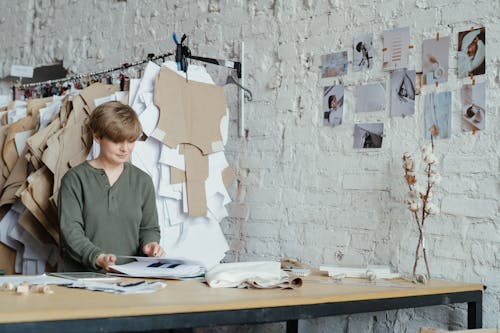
[425,91,451,139]
[422,36,450,85]
[457,28,485,78]
[353,33,374,72]
[461,82,485,132]
[383,27,410,71]
[391,69,416,117]
[353,123,384,149]
[321,51,348,78]
[355,82,386,113]
[323,84,344,126]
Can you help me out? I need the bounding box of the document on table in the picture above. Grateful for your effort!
[110,256,205,279]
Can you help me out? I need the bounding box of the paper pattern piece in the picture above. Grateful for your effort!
[425,91,452,139]
[383,27,410,71]
[422,37,450,85]
[153,66,227,154]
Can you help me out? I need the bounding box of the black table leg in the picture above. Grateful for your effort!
[286,319,298,333]
[468,299,482,329]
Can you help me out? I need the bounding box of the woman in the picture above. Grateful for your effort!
[58,101,164,272]
[327,94,342,126]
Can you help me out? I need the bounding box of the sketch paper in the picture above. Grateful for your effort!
[391,69,416,117]
[425,91,452,139]
[422,37,450,85]
[457,28,485,78]
[355,82,386,113]
[383,27,410,71]
[323,84,344,126]
[321,51,348,78]
[461,82,485,132]
[353,123,384,149]
[353,33,374,71]
[110,256,205,279]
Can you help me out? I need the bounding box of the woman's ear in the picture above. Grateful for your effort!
[93,133,102,143]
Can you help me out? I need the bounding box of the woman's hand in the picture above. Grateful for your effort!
[143,242,165,257]
[95,253,117,271]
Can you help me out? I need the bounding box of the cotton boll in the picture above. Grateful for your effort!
[410,202,421,212]
[429,172,442,185]
[424,153,438,165]
[425,202,440,215]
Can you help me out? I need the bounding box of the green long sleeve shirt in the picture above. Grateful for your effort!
[58,161,160,272]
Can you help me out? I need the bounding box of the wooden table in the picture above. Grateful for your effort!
[0,275,484,333]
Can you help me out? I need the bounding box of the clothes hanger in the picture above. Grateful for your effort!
[225,75,253,102]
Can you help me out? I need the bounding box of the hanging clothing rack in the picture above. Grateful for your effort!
[17,52,174,89]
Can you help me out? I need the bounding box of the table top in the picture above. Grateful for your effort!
[0,274,484,324]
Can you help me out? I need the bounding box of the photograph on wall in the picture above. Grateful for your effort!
[383,27,410,71]
[424,91,451,139]
[461,82,485,132]
[323,84,344,126]
[321,51,348,78]
[353,33,374,72]
[391,69,416,117]
[353,123,384,149]
[457,28,485,78]
[422,36,450,85]
[355,82,386,113]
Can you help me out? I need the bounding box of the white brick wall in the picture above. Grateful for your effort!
[0,0,499,331]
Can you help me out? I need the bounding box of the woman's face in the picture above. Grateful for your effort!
[95,135,135,165]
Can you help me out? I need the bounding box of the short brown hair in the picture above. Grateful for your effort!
[89,101,142,142]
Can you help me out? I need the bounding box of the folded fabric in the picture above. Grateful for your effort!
[205,261,302,289]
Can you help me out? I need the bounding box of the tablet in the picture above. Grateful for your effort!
[49,272,121,282]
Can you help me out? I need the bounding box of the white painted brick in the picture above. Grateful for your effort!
[441,196,497,218]
[443,156,496,174]
[245,187,283,204]
[342,173,390,191]
[249,204,284,220]
[1,0,499,331]
[226,203,250,219]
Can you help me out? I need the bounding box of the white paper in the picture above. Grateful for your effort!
[138,103,159,137]
[159,144,185,170]
[131,62,161,114]
[0,274,73,285]
[383,27,410,71]
[128,78,141,106]
[0,95,11,108]
[11,65,34,78]
[14,130,33,156]
[0,207,24,273]
[39,100,61,130]
[161,218,229,270]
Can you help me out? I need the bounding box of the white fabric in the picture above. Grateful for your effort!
[205,261,283,288]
